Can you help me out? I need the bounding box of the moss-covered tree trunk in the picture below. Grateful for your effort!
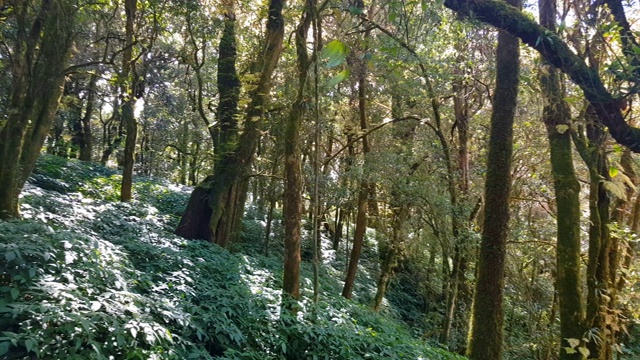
[175,0,285,246]
[466,0,520,357]
[574,107,615,360]
[282,0,315,306]
[0,0,77,219]
[537,1,585,358]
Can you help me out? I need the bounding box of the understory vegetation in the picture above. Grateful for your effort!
[0,155,467,359]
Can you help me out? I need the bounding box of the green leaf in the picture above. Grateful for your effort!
[5,252,15,262]
[328,69,350,87]
[90,301,102,311]
[555,124,570,134]
[25,339,33,353]
[566,338,580,348]
[10,288,19,300]
[0,342,10,356]
[578,346,590,357]
[322,40,350,68]
[609,166,619,178]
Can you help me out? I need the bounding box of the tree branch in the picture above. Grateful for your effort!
[443,0,640,152]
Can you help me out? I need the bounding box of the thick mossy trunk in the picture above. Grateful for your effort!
[0,0,77,219]
[176,0,285,246]
[466,2,520,357]
[175,175,215,241]
[537,1,585,358]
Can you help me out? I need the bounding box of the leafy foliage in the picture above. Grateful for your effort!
[0,156,466,359]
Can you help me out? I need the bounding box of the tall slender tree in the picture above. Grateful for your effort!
[466,0,520,357]
[120,0,138,202]
[282,0,316,307]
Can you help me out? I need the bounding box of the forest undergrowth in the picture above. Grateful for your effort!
[0,155,466,360]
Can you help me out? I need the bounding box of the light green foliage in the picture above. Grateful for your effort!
[0,155,467,359]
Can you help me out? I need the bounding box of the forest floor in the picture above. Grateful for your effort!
[0,154,466,360]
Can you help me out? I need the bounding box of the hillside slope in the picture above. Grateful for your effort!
[0,155,466,360]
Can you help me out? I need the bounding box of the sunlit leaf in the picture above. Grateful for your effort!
[566,338,580,348]
[322,40,350,68]
[328,69,350,86]
[578,346,590,357]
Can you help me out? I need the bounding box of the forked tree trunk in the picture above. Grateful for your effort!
[176,0,285,246]
[466,0,520,357]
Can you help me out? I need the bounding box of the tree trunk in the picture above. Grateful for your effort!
[342,25,372,298]
[78,73,98,161]
[282,0,314,306]
[537,1,585,358]
[175,0,285,246]
[466,0,520,358]
[120,0,138,202]
[0,0,77,219]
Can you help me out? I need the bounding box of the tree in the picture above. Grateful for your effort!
[466,0,520,358]
[0,0,79,219]
[119,0,138,202]
[282,0,316,306]
[442,0,640,152]
[176,0,286,246]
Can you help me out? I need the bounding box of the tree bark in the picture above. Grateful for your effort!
[537,0,585,358]
[342,20,372,298]
[466,0,520,357]
[120,0,138,202]
[0,0,77,219]
[175,0,285,246]
[282,0,314,306]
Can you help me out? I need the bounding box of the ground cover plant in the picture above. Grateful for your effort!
[0,155,467,359]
